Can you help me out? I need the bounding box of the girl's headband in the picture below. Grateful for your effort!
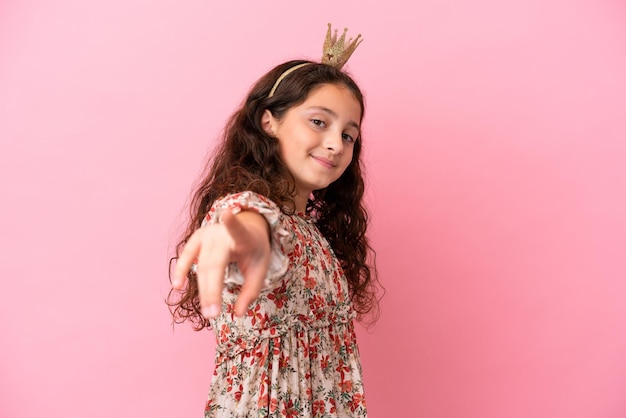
[268,23,363,98]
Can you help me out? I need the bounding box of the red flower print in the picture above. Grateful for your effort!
[282,399,299,418]
[290,242,302,259]
[272,337,281,356]
[320,355,329,371]
[267,284,288,308]
[254,344,269,366]
[204,399,213,412]
[224,302,235,314]
[308,295,325,312]
[236,337,246,350]
[312,399,326,415]
[278,355,289,370]
[340,380,353,393]
[304,274,316,290]
[309,343,319,359]
[335,360,350,380]
[350,393,363,412]
[270,397,278,413]
[248,304,266,326]
[234,384,244,402]
[219,324,231,344]
[333,333,342,352]
[329,398,337,413]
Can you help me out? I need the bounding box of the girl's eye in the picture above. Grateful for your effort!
[342,133,356,143]
[311,119,326,127]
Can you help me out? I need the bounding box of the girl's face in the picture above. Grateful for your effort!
[263,83,362,211]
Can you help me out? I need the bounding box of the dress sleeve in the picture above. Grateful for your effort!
[195,191,290,289]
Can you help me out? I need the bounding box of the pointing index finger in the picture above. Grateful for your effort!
[172,232,201,288]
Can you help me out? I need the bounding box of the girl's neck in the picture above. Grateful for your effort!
[295,194,308,214]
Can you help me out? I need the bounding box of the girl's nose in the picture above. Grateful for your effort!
[324,130,344,154]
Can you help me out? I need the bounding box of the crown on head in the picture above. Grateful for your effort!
[322,23,363,70]
[268,23,363,98]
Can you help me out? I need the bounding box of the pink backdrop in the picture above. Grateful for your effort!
[1,0,625,417]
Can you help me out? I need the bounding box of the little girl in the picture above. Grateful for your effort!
[169,25,380,418]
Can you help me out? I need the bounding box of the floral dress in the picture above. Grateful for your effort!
[201,192,367,418]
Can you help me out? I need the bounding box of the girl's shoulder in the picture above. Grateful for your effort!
[208,191,277,215]
[204,191,285,228]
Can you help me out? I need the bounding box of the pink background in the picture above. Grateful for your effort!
[1,0,625,417]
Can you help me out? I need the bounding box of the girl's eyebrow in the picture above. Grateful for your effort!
[306,106,360,131]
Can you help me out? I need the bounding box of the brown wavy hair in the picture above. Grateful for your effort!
[167,60,381,330]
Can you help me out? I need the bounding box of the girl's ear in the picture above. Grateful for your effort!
[262,110,277,137]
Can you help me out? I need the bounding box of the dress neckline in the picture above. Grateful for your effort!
[295,211,315,223]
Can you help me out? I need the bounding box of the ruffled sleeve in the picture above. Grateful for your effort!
[196,191,290,289]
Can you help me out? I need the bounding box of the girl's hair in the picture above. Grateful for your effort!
[167,60,381,330]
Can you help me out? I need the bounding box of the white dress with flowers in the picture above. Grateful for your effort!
[202,192,367,418]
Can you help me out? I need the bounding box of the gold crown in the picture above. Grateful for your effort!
[322,23,363,70]
[268,23,363,98]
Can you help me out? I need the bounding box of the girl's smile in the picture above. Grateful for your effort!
[311,155,337,168]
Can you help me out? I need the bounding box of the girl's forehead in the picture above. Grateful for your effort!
[299,84,362,118]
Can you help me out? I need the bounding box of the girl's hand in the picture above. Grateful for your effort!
[172,209,271,318]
